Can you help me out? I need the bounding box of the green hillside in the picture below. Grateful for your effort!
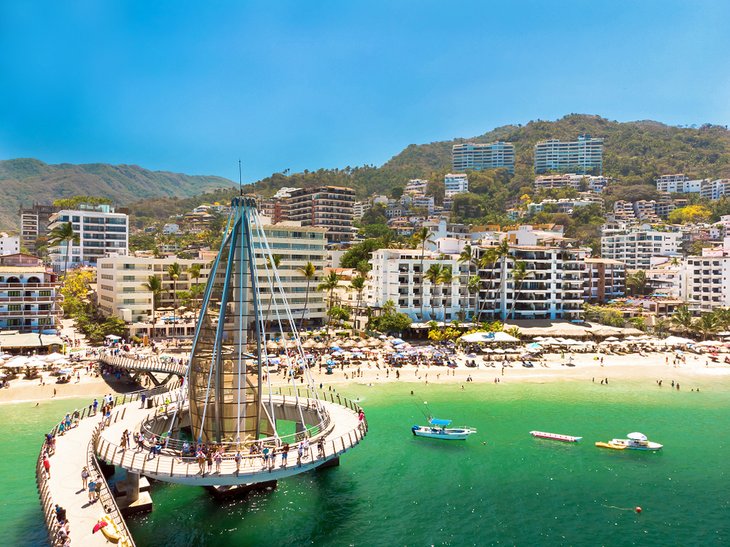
[0,158,236,230]
[247,114,730,202]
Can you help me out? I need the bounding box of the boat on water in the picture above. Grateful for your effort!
[530,431,582,443]
[595,432,663,451]
[412,418,477,440]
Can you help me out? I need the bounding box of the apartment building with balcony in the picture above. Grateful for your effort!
[534,135,603,175]
[96,256,212,323]
[601,226,682,270]
[444,174,469,197]
[0,253,61,333]
[366,249,469,322]
[679,238,730,313]
[97,221,328,326]
[0,233,20,256]
[584,258,626,302]
[286,186,355,244]
[473,244,589,321]
[533,173,608,192]
[452,141,515,173]
[18,203,58,254]
[48,204,128,271]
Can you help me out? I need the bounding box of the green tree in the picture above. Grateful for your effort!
[47,222,79,275]
[424,263,443,321]
[694,313,719,340]
[350,275,366,316]
[167,262,181,337]
[297,261,317,329]
[467,275,481,322]
[626,270,650,297]
[508,261,531,320]
[317,271,341,332]
[437,265,452,325]
[671,305,694,334]
[143,275,163,327]
[412,227,434,320]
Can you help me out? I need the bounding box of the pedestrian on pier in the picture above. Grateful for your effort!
[206,449,213,474]
[87,478,97,502]
[43,455,51,479]
[81,466,89,489]
[196,450,206,475]
[214,450,222,474]
[120,431,128,450]
[281,443,290,467]
[234,450,242,475]
[94,477,101,500]
[297,442,304,467]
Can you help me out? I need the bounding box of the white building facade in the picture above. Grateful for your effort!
[0,233,20,256]
[534,135,603,174]
[367,249,469,321]
[601,227,683,270]
[679,238,730,313]
[48,204,129,271]
[452,142,515,173]
[444,174,469,197]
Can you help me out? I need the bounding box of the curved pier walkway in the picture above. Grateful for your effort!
[96,391,367,486]
[100,353,187,377]
[38,385,366,545]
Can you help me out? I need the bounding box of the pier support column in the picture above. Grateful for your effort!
[126,471,140,504]
[295,421,306,440]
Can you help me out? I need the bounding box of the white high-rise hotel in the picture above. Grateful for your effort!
[48,204,129,271]
[452,142,515,173]
[534,135,603,174]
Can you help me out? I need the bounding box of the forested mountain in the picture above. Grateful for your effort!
[0,158,235,230]
[10,114,730,230]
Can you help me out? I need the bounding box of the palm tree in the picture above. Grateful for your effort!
[653,317,670,337]
[694,313,719,341]
[487,240,513,321]
[264,255,282,324]
[476,247,499,322]
[188,263,202,311]
[424,263,443,321]
[350,275,366,316]
[47,222,79,275]
[437,265,452,326]
[710,308,730,331]
[626,270,649,297]
[167,262,181,338]
[143,275,163,333]
[412,227,434,320]
[467,274,481,323]
[317,271,341,333]
[671,305,694,334]
[297,261,317,329]
[507,261,531,320]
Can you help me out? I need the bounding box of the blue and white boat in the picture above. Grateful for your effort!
[411,418,477,440]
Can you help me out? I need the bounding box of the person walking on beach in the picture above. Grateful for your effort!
[81,466,89,490]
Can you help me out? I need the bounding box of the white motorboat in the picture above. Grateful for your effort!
[595,432,663,451]
[412,418,477,440]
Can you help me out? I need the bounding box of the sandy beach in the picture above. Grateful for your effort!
[2,348,729,406]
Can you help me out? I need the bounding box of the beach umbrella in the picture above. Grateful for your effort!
[4,356,30,368]
[604,336,619,342]
[266,340,278,350]
[44,352,66,363]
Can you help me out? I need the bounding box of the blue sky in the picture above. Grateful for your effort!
[1,0,729,183]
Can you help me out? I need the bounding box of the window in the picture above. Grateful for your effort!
[8,304,20,311]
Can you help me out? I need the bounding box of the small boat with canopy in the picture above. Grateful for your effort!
[411,418,477,440]
[595,432,663,451]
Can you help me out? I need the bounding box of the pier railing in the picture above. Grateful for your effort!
[36,380,181,546]
[88,424,136,547]
[100,353,187,377]
[94,391,368,483]
[35,449,63,546]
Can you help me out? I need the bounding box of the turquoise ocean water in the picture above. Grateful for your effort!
[3,379,730,546]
